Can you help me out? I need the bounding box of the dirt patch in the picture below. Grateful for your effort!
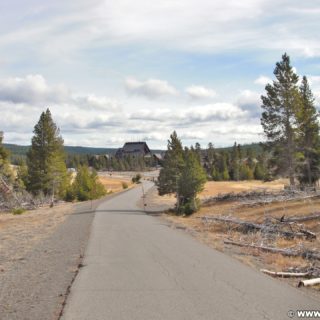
[0,203,74,274]
[0,198,101,320]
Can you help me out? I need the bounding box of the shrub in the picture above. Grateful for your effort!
[178,198,201,216]
[122,182,129,189]
[132,173,142,184]
[12,208,25,215]
[64,166,106,202]
[65,186,76,202]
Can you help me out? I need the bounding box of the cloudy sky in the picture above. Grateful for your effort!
[1,0,320,149]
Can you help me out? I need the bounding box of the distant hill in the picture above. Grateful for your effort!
[4,143,118,157]
[216,143,263,154]
[4,143,165,160]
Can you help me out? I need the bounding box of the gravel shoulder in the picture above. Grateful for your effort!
[0,198,107,320]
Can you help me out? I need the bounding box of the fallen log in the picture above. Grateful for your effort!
[298,278,320,287]
[201,216,315,239]
[260,269,310,278]
[299,229,317,240]
[279,212,320,223]
[223,239,320,260]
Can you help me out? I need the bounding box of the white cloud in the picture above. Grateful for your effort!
[186,85,217,99]
[130,108,171,121]
[314,91,320,106]
[125,77,178,99]
[1,0,319,58]
[0,73,262,149]
[130,103,247,125]
[308,76,320,86]
[236,90,261,116]
[75,94,122,111]
[254,76,272,86]
[0,74,122,112]
[0,74,70,104]
[180,131,206,140]
[181,103,247,123]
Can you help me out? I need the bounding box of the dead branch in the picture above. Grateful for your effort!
[260,269,310,278]
[298,278,320,287]
[223,239,320,260]
[201,216,316,240]
[277,212,320,223]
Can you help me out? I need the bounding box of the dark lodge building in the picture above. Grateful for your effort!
[115,142,152,158]
[115,142,163,164]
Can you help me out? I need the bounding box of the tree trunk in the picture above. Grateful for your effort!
[306,156,312,185]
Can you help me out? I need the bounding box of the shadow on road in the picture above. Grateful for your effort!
[73,209,164,216]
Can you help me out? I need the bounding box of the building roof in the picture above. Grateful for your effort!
[122,142,151,154]
[115,141,151,158]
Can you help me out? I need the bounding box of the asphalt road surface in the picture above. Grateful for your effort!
[62,181,319,320]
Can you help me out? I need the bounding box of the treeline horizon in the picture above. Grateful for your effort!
[5,142,262,167]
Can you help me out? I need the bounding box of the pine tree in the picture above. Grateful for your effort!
[296,76,320,185]
[194,142,202,162]
[69,165,106,201]
[206,142,216,178]
[246,148,256,170]
[261,53,301,186]
[27,109,69,198]
[239,164,253,180]
[157,131,185,205]
[254,162,264,180]
[220,152,230,180]
[178,148,207,214]
[230,142,240,181]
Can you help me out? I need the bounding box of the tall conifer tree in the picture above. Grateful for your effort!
[27,109,68,198]
[261,53,301,186]
[157,131,184,201]
[296,76,320,185]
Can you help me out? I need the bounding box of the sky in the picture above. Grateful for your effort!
[0,0,320,149]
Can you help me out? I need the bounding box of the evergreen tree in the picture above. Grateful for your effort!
[220,152,230,180]
[230,142,240,181]
[261,53,301,186]
[26,109,69,198]
[254,162,265,180]
[157,131,184,202]
[239,164,254,180]
[178,149,207,214]
[206,142,216,178]
[207,142,215,162]
[296,76,320,185]
[68,165,106,201]
[0,132,13,182]
[246,148,256,170]
[194,142,202,162]
[16,159,28,190]
[211,165,221,181]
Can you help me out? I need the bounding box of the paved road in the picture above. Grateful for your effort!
[62,182,319,320]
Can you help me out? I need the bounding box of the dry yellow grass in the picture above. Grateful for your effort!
[98,176,133,193]
[199,179,286,199]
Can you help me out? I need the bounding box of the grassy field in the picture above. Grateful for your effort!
[200,179,286,198]
[98,175,133,193]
